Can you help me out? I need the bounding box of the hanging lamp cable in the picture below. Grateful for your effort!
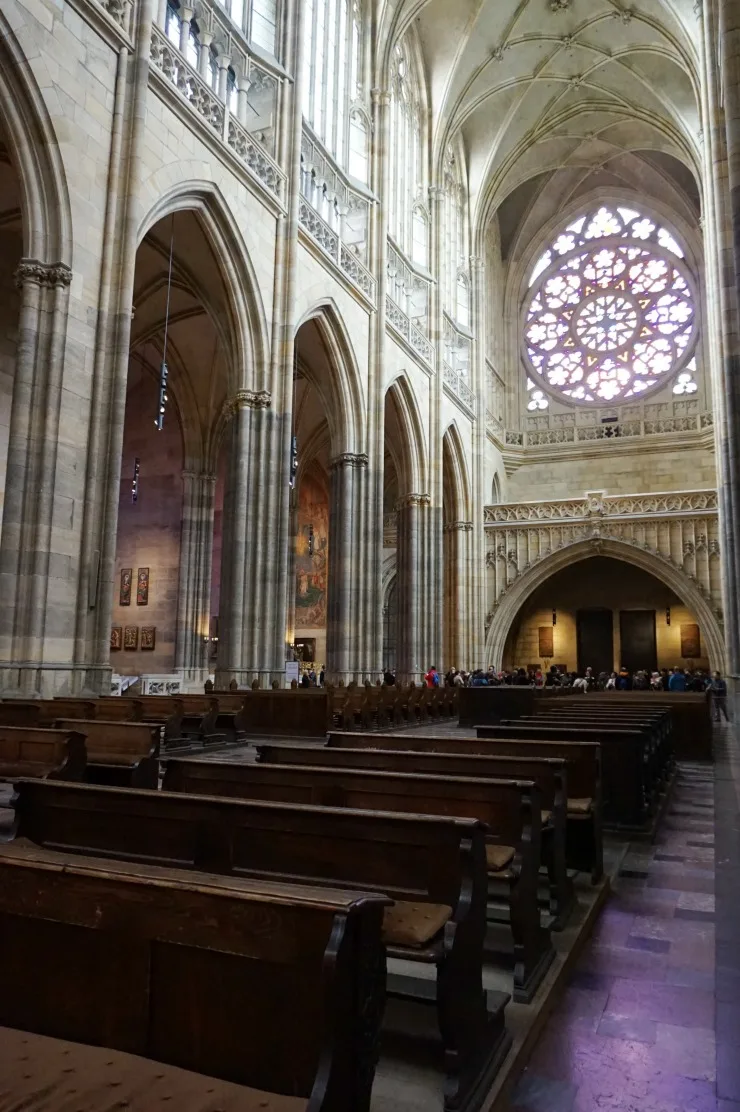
[156,213,175,430]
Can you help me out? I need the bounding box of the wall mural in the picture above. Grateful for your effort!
[295,474,329,629]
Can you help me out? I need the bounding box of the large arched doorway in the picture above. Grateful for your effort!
[490,545,724,673]
[289,310,365,682]
[112,210,234,681]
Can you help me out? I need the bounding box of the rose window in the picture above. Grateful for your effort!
[523,205,697,404]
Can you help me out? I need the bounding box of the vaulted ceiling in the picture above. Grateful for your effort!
[383,0,702,236]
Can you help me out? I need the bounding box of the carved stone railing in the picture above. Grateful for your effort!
[484,489,722,625]
[299,125,376,302]
[385,296,434,367]
[150,25,285,201]
[98,0,133,34]
[387,238,430,326]
[496,411,713,448]
[443,362,476,414]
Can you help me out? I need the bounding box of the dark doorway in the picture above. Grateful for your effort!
[577,609,614,675]
[619,610,657,673]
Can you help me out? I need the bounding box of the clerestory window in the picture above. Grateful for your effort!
[301,0,365,177]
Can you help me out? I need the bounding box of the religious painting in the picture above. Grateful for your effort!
[110,626,122,652]
[294,638,316,664]
[141,626,156,651]
[680,623,701,659]
[119,568,132,606]
[123,625,138,650]
[295,475,329,629]
[538,626,554,658]
[136,567,149,606]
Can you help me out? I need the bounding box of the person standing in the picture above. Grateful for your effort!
[668,667,686,692]
[709,671,729,721]
[425,665,439,688]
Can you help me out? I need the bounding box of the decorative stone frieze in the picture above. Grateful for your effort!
[444,521,475,533]
[14,259,73,290]
[396,493,431,509]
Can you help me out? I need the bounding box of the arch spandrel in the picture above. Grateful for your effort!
[486,537,724,672]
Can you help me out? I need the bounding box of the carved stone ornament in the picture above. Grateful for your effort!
[549,0,571,9]
[444,520,475,533]
[14,259,73,290]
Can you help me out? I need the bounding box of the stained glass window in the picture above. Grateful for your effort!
[523,205,697,404]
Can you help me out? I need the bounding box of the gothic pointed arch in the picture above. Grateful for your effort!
[442,422,472,524]
[296,299,366,457]
[385,373,428,495]
[138,181,269,398]
[486,537,724,671]
[0,12,72,264]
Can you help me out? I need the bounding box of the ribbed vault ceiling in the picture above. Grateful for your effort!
[384,0,702,234]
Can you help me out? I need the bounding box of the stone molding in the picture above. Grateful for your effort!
[14,259,73,290]
[329,452,369,471]
[444,521,474,533]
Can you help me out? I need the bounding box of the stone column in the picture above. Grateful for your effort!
[175,469,216,684]
[0,259,73,696]
[326,452,368,683]
[469,254,488,670]
[396,493,430,684]
[444,520,474,670]
[178,6,193,54]
[215,389,284,688]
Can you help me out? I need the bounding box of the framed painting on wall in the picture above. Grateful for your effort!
[124,626,138,650]
[137,568,149,606]
[120,568,132,606]
[141,626,156,651]
[680,624,701,659]
[110,626,122,651]
[538,626,554,658]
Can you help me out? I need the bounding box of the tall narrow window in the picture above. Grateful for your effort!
[388,35,426,257]
[302,0,363,172]
[348,110,368,182]
[412,206,429,268]
[443,142,470,325]
[251,0,278,52]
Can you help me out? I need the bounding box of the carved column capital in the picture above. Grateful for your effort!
[329,452,369,471]
[396,493,431,510]
[371,87,392,107]
[444,520,474,533]
[14,259,73,290]
[230,389,272,413]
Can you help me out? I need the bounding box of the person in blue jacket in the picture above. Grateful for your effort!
[668,667,686,692]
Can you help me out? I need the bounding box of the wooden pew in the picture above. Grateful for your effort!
[0,726,87,782]
[0,837,387,1112]
[162,757,554,1003]
[326,733,603,883]
[547,692,711,761]
[54,719,159,789]
[257,742,575,929]
[478,722,650,831]
[8,778,510,1112]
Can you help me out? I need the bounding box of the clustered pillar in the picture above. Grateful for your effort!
[175,469,216,682]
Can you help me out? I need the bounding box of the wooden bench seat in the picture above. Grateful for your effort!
[327,733,603,883]
[0,838,387,1112]
[8,778,511,1111]
[162,757,554,1003]
[54,719,159,790]
[258,741,575,928]
[0,726,86,782]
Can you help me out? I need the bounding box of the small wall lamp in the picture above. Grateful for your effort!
[666,607,671,626]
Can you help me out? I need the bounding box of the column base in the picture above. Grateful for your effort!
[0,662,112,699]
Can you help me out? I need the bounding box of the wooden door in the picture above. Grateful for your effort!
[577,609,614,675]
[619,610,657,674]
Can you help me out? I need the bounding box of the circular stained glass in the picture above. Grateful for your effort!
[523,205,697,404]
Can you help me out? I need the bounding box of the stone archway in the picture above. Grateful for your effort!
[486,537,725,672]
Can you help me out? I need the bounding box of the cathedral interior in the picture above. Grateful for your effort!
[0,0,738,1108]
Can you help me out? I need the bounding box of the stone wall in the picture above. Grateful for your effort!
[111,372,183,675]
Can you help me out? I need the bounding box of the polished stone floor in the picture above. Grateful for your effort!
[511,725,740,1112]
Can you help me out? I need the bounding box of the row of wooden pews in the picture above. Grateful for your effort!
[483,697,676,831]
